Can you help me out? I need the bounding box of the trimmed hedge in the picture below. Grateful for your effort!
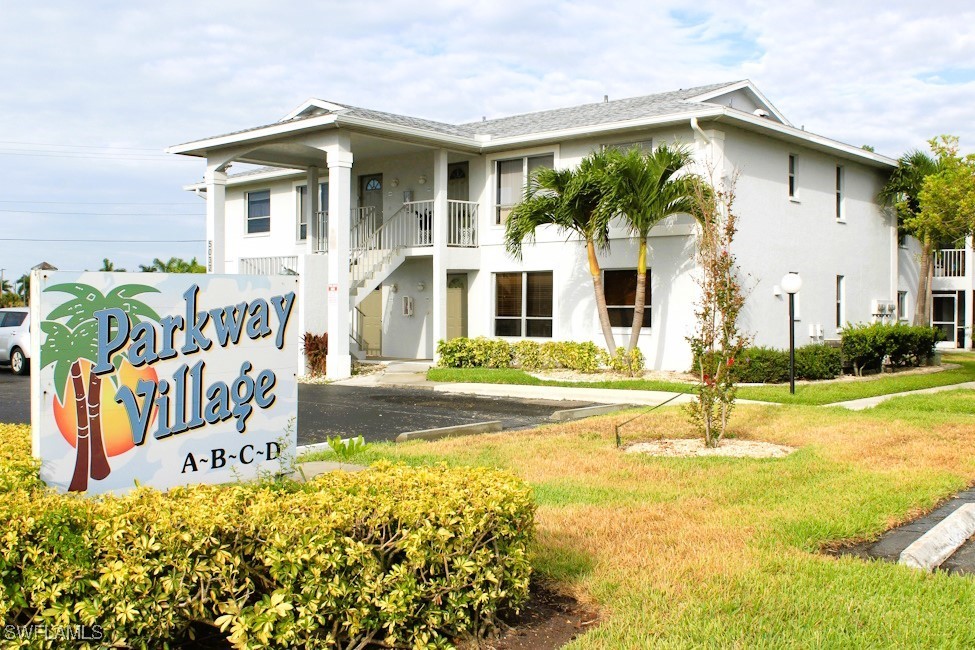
[437,337,645,375]
[722,345,842,383]
[841,322,941,375]
[0,424,534,649]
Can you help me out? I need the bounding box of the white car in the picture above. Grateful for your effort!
[0,307,30,375]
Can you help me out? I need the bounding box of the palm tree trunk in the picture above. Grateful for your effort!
[914,236,934,327]
[588,240,616,353]
[87,371,111,480]
[67,360,90,492]
[628,239,648,351]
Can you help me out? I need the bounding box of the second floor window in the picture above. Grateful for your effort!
[247,190,271,234]
[788,154,797,198]
[496,154,554,224]
[835,166,845,221]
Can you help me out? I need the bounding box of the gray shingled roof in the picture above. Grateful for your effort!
[462,81,739,138]
[188,81,743,149]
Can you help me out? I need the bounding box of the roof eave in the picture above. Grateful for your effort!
[166,114,340,157]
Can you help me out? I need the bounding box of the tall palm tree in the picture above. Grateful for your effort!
[878,150,941,326]
[42,282,159,492]
[15,274,29,304]
[100,258,125,272]
[505,151,617,352]
[601,144,700,351]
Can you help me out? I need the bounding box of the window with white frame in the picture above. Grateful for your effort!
[495,153,554,224]
[494,271,553,337]
[835,166,845,221]
[604,269,652,328]
[296,182,329,241]
[246,190,271,234]
[788,154,798,198]
[835,275,845,329]
[897,291,908,322]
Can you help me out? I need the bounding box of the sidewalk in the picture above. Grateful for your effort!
[827,381,975,410]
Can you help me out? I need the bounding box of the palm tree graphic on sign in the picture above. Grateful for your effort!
[41,282,160,492]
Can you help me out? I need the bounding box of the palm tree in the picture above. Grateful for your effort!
[601,144,700,351]
[15,274,29,304]
[41,282,159,492]
[878,150,940,326]
[505,150,618,352]
[0,278,10,293]
[100,258,126,272]
[139,257,206,273]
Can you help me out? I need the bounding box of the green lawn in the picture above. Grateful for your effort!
[426,352,975,406]
[302,393,975,647]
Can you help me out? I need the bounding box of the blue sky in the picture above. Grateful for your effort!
[2,0,974,285]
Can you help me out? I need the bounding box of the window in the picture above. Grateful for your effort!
[0,311,26,327]
[835,275,845,329]
[297,183,329,241]
[494,271,553,337]
[835,166,844,220]
[788,154,797,198]
[897,291,908,322]
[604,269,652,328]
[246,190,271,234]
[495,154,554,224]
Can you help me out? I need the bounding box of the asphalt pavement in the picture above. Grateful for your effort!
[0,370,592,445]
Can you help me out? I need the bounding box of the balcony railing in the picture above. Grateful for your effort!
[447,200,478,247]
[313,211,327,252]
[239,256,299,276]
[934,249,966,277]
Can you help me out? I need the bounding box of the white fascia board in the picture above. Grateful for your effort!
[281,98,347,121]
[166,114,339,156]
[181,168,303,192]
[715,110,897,168]
[687,80,793,126]
[332,114,482,152]
[475,108,724,152]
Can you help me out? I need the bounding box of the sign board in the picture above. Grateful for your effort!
[30,272,299,495]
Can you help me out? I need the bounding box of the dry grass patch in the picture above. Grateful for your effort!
[309,399,975,647]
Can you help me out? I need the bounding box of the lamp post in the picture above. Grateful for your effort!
[781,272,803,394]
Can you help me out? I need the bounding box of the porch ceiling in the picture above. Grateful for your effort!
[230,133,447,170]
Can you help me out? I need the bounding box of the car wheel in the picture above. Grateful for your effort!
[10,348,28,376]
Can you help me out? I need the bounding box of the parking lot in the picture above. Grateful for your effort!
[0,370,592,445]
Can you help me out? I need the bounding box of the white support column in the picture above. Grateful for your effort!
[431,149,449,361]
[966,236,974,349]
[325,137,354,379]
[305,166,320,255]
[204,164,228,273]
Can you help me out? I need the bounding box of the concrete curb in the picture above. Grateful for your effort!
[899,503,975,571]
[395,420,503,443]
[550,403,634,422]
[432,382,696,406]
[291,460,367,481]
[830,381,975,410]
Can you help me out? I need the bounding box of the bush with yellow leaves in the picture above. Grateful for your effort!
[0,424,534,648]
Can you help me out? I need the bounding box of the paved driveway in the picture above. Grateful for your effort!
[0,370,592,444]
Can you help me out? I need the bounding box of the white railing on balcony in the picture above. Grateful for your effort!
[239,256,299,276]
[404,200,435,247]
[934,249,966,277]
[313,211,327,253]
[447,200,478,247]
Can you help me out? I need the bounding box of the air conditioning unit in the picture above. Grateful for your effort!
[871,299,895,315]
[401,296,414,317]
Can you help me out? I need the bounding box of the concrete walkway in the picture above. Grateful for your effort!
[828,381,975,410]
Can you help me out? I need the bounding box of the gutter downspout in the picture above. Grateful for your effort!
[690,117,710,144]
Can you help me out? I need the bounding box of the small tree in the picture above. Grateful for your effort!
[686,176,751,448]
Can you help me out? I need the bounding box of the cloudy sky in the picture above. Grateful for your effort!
[1,0,973,286]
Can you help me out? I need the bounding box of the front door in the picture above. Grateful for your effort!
[447,162,469,201]
[359,288,383,357]
[446,275,468,340]
[357,174,383,247]
[932,293,959,348]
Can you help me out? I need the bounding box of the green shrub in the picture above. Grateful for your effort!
[608,347,645,376]
[437,337,513,369]
[794,344,842,380]
[512,340,542,371]
[539,341,606,373]
[0,425,534,649]
[841,322,941,375]
[734,347,790,383]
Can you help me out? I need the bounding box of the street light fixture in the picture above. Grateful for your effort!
[781,272,802,394]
